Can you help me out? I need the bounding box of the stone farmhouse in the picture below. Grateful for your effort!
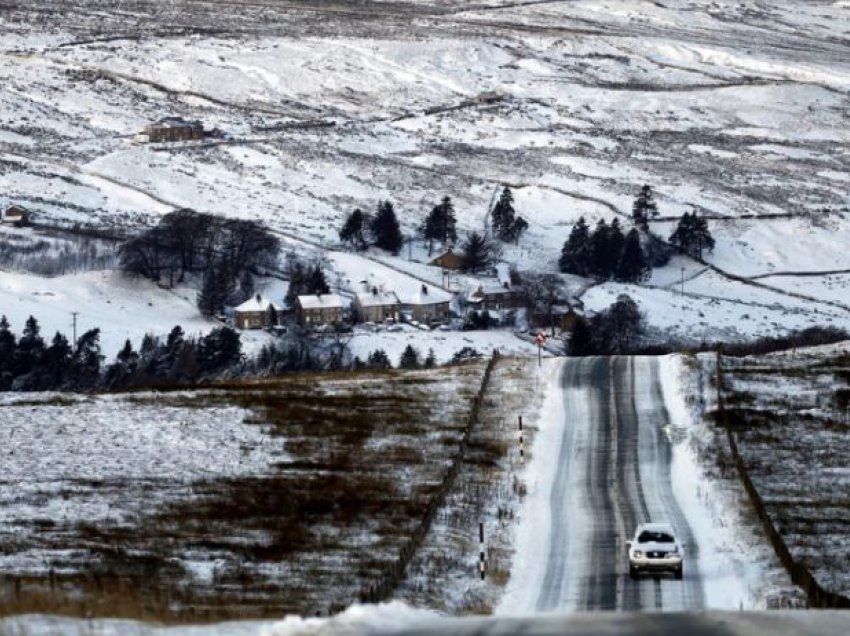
[354,288,401,323]
[234,294,278,330]
[296,294,346,327]
[468,283,524,312]
[401,284,452,324]
[136,116,204,143]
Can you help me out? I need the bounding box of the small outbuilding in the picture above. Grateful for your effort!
[1,205,29,227]
[429,249,465,271]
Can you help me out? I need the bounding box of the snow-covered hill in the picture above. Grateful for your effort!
[1,0,849,346]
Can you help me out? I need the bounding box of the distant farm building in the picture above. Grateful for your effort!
[429,249,464,271]
[354,288,401,323]
[296,294,345,327]
[234,294,278,330]
[401,284,452,324]
[1,205,29,226]
[136,117,205,143]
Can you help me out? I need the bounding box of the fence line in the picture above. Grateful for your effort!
[359,355,498,604]
[715,353,850,609]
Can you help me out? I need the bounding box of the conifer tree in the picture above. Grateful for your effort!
[460,231,492,273]
[569,316,596,356]
[14,315,44,377]
[616,228,650,283]
[0,315,15,385]
[588,219,612,279]
[491,186,516,239]
[424,348,436,368]
[559,217,591,276]
[422,196,458,254]
[632,184,658,230]
[42,332,73,388]
[371,201,403,254]
[608,218,625,274]
[669,211,715,260]
[399,344,421,369]
[339,208,368,250]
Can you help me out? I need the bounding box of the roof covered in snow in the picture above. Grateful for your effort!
[399,285,452,306]
[297,293,346,309]
[234,294,277,313]
[355,291,400,307]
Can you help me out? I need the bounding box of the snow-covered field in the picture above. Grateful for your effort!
[0,363,494,620]
[718,347,850,598]
[2,0,850,347]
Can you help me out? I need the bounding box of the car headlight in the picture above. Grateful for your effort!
[633,550,643,558]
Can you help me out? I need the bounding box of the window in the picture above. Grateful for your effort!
[637,530,675,544]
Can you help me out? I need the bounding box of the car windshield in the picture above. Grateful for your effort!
[637,530,675,544]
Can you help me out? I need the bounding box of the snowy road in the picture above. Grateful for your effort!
[504,356,707,613]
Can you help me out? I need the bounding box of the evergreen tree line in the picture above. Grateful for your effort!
[118,209,280,316]
[568,294,645,356]
[559,217,650,283]
[339,187,527,266]
[0,315,242,392]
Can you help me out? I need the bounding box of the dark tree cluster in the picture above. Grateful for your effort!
[422,196,458,255]
[0,315,102,392]
[559,217,649,283]
[102,325,242,389]
[491,186,529,244]
[0,314,243,392]
[118,209,280,315]
[568,295,645,356]
[339,200,403,255]
[283,257,331,307]
[669,211,715,260]
[0,315,102,391]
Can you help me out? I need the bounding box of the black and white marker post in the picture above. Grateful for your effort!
[518,415,524,464]
[479,522,486,581]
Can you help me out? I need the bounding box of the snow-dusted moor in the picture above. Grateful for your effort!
[2,0,850,632]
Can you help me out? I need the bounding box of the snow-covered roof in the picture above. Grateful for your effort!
[356,291,400,307]
[298,293,346,309]
[399,285,452,306]
[234,294,277,313]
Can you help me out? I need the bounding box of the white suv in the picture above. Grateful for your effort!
[626,522,683,579]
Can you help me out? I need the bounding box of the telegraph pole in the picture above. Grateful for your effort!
[71,311,79,347]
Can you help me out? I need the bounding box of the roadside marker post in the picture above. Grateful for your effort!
[479,522,486,581]
[519,415,524,464]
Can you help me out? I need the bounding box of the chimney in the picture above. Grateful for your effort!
[256,293,262,303]
[421,284,428,296]
[372,286,378,296]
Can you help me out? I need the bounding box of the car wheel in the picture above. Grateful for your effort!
[674,565,683,580]
[629,564,638,579]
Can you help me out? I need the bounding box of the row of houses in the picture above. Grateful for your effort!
[233,282,459,331]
